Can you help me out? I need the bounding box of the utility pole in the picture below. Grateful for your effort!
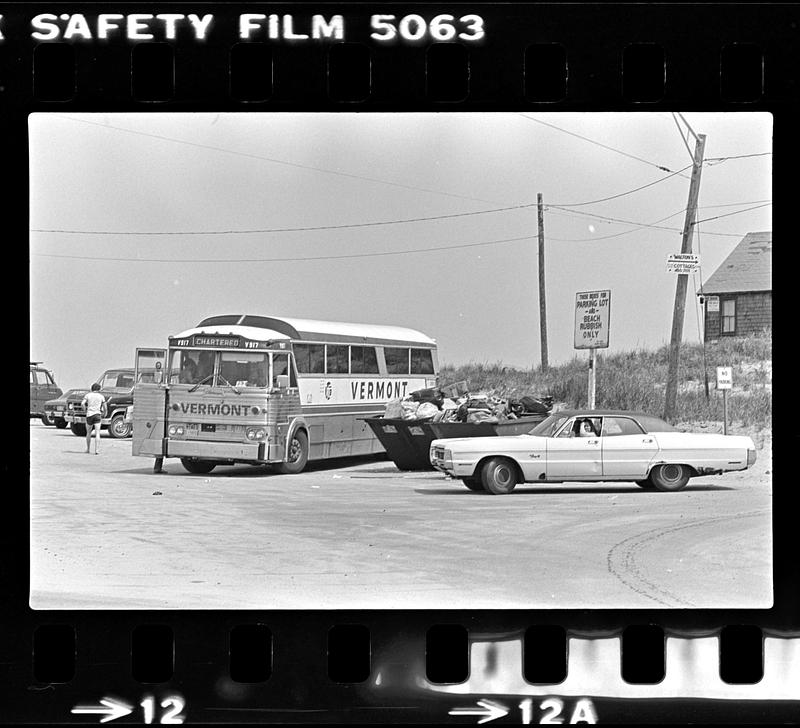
[664,132,706,422]
[537,193,549,371]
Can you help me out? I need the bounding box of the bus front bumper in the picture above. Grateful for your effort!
[166,439,266,461]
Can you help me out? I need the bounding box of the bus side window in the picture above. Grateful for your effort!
[294,344,324,374]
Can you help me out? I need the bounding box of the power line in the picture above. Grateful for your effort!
[518,114,688,176]
[692,202,772,225]
[705,151,772,164]
[52,114,503,207]
[546,165,693,207]
[31,201,540,236]
[33,233,538,264]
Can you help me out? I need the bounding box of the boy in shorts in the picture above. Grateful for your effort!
[81,383,107,454]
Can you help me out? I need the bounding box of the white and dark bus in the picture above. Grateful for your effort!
[131,314,438,474]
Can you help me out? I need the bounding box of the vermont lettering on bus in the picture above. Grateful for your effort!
[178,402,254,416]
[350,381,409,400]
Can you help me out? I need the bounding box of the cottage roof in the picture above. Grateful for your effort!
[701,231,771,295]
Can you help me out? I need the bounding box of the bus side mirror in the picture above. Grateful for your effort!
[276,375,289,389]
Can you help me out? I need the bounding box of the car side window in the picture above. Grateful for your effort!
[602,417,645,437]
[556,418,577,437]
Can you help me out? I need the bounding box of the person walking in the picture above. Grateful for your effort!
[81,383,107,454]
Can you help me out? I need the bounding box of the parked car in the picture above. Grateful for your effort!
[30,362,63,425]
[429,409,757,494]
[64,368,136,438]
[44,388,88,429]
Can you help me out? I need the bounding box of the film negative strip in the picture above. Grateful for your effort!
[8,0,797,723]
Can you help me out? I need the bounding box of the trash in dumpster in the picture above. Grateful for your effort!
[364,383,554,472]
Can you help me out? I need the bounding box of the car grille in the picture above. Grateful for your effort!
[433,447,445,460]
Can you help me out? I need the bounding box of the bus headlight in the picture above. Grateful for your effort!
[246,427,266,441]
[168,425,185,437]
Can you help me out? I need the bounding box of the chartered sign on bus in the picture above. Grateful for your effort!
[131,314,438,474]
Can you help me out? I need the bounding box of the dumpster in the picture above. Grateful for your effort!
[364,413,549,471]
[363,417,435,470]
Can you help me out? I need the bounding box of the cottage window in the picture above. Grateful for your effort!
[721,298,736,334]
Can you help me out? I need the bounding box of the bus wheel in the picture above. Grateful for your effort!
[277,430,309,474]
[180,458,216,474]
[108,412,132,439]
[70,423,86,436]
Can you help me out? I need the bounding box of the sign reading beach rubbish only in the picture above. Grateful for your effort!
[666,253,701,274]
[574,289,611,349]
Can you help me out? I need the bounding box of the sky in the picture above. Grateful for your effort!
[29,112,772,390]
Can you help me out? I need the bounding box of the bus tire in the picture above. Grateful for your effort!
[70,423,86,436]
[108,412,132,439]
[277,430,309,474]
[181,458,216,474]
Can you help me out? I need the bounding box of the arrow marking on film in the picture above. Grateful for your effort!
[448,699,509,724]
[71,697,133,723]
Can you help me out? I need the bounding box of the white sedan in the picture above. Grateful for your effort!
[429,410,757,494]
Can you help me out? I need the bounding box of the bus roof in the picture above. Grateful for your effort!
[173,314,437,347]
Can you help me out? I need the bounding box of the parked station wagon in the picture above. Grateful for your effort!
[430,409,757,494]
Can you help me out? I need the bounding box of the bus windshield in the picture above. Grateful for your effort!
[168,349,272,388]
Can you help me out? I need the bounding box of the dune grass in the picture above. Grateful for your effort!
[439,330,772,427]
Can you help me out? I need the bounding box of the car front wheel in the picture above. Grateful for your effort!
[481,457,518,495]
[70,423,86,436]
[462,477,485,492]
[649,464,690,492]
[108,412,132,438]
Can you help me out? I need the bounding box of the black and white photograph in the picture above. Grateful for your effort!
[29,111,772,610]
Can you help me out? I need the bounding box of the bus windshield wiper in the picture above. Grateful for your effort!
[216,374,241,395]
[188,374,214,392]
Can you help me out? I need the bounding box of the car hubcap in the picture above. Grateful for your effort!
[496,466,511,486]
[662,464,681,482]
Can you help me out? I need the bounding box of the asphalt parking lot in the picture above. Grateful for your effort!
[29,422,772,610]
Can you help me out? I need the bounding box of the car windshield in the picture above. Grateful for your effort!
[527,414,572,437]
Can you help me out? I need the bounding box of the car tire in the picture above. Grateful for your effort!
[462,477,485,492]
[481,457,518,495]
[55,418,68,429]
[108,412,132,439]
[649,463,690,492]
[70,423,87,436]
[40,413,54,426]
[180,458,217,474]
[276,430,309,474]
[635,479,656,489]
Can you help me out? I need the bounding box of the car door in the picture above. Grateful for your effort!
[545,417,602,479]
[600,416,660,478]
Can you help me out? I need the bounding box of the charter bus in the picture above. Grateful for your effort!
[131,314,438,474]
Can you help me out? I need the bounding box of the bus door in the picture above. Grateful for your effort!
[132,348,167,457]
[270,352,298,390]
